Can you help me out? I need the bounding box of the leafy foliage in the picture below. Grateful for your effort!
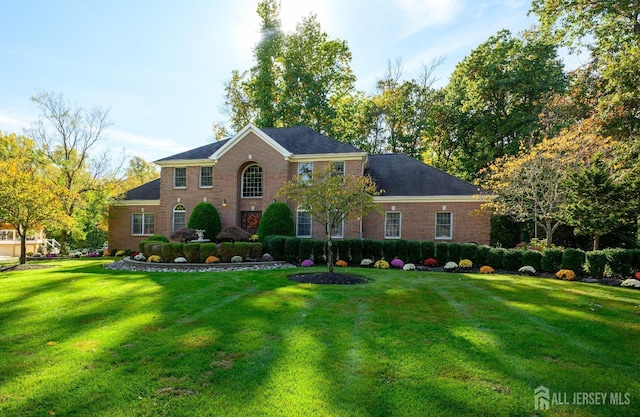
[188,202,222,240]
[257,202,295,242]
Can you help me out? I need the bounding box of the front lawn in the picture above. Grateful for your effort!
[1,260,638,416]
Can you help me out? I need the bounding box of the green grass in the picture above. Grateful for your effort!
[1,260,639,416]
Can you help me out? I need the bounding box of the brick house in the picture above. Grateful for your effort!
[108,124,490,251]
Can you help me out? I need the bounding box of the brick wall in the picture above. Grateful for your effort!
[108,204,159,252]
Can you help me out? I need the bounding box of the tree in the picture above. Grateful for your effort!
[257,202,295,242]
[224,1,357,137]
[442,29,567,178]
[276,165,381,273]
[478,122,610,246]
[187,202,221,240]
[25,91,126,245]
[562,156,639,250]
[0,132,70,264]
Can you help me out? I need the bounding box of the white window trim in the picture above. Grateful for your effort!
[435,212,453,240]
[241,164,263,198]
[173,204,186,232]
[131,213,155,236]
[199,166,213,188]
[384,211,402,239]
[174,167,187,189]
[297,161,313,182]
[296,210,312,238]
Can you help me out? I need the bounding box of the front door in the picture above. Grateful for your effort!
[241,211,262,234]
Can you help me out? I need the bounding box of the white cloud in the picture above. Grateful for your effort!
[105,128,190,162]
[392,0,463,38]
[0,113,31,133]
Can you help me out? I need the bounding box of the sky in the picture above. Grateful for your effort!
[0,0,578,163]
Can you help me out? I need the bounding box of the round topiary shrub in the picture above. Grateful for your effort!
[188,202,222,240]
[258,202,295,242]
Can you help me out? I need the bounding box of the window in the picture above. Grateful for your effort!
[132,213,155,235]
[435,212,452,239]
[200,167,213,188]
[298,162,313,182]
[173,204,186,232]
[174,167,186,188]
[385,212,402,239]
[331,161,345,176]
[242,164,263,197]
[297,210,312,238]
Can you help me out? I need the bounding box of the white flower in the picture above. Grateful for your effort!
[621,279,640,288]
[231,256,243,263]
[444,261,458,270]
[174,257,188,263]
[360,259,373,266]
[134,254,146,261]
[403,263,416,271]
[518,265,536,275]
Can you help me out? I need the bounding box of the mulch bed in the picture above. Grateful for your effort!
[0,264,55,273]
[288,272,369,285]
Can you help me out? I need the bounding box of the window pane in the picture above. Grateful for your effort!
[298,162,313,182]
[242,165,263,197]
[200,167,213,187]
[144,214,155,235]
[174,168,186,188]
[385,212,401,238]
[297,211,312,237]
[132,213,143,235]
[331,161,345,176]
[173,204,186,231]
[435,212,452,239]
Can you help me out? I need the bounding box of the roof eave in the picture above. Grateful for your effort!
[210,123,293,162]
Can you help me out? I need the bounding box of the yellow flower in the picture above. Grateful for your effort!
[374,260,389,269]
[556,269,576,280]
[480,265,494,274]
[336,260,348,267]
[205,256,220,264]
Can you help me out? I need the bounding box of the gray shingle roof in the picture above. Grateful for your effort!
[155,139,229,162]
[366,154,480,196]
[123,178,160,200]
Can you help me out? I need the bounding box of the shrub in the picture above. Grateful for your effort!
[248,242,263,260]
[556,269,576,280]
[199,243,218,261]
[475,245,491,266]
[390,258,404,269]
[435,242,448,266]
[231,255,243,263]
[408,241,421,264]
[460,243,477,264]
[170,228,198,243]
[403,263,416,271]
[487,248,506,270]
[301,259,314,267]
[541,248,563,273]
[630,249,640,271]
[205,256,220,264]
[234,242,251,260]
[218,242,235,262]
[635,272,640,280]
[350,239,364,265]
[161,244,173,262]
[170,243,184,259]
[217,226,252,242]
[374,259,389,269]
[444,261,458,271]
[459,259,473,269]
[562,248,586,274]
[188,202,221,240]
[522,250,543,271]
[265,236,287,261]
[312,240,326,264]
[423,258,437,267]
[502,250,522,272]
[360,259,373,267]
[147,255,162,263]
[421,241,435,259]
[480,265,494,274]
[285,237,299,263]
[605,249,632,278]
[447,242,461,263]
[518,265,537,276]
[146,234,169,243]
[383,240,397,260]
[299,239,314,261]
[335,260,348,267]
[335,239,351,262]
[395,240,409,261]
[174,257,187,263]
[261,253,274,261]
[183,243,201,263]
[257,202,295,242]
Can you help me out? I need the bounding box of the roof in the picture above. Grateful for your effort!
[366,154,480,196]
[122,178,160,200]
[156,126,362,163]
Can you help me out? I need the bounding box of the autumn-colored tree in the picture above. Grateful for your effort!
[478,121,612,246]
[0,132,70,264]
[276,165,381,273]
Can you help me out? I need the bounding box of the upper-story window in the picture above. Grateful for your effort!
[200,167,213,188]
[331,161,345,176]
[298,162,313,182]
[242,164,263,198]
[174,167,186,188]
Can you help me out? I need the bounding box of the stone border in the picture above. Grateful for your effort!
[104,258,297,273]
[122,258,286,269]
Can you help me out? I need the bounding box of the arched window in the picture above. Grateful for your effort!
[173,204,186,231]
[242,164,263,198]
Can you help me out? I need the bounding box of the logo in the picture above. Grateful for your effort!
[535,386,550,410]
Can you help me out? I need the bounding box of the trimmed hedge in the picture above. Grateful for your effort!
[187,202,221,240]
[335,239,351,262]
[285,237,299,263]
[502,250,522,272]
[264,235,287,261]
[383,240,397,260]
[476,245,490,266]
[447,242,461,263]
[585,250,607,278]
[350,239,364,264]
[218,242,235,262]
[312,239,327,264]
[395,240,409,262]
[460,243,477,264]
[561,248,586,274]
[183,243,200,263]
[542,249,563,273]
[234,242,251,260]
[298,239,314,261]
[605,249,632,278]
[258,202,295,242]
[521,250,542,271]
[363,239,382,260]
[487,248,506,269]
[408,241,422,264]
[435,242,448,266]
[199,243,218,261]
[421,241,435,260]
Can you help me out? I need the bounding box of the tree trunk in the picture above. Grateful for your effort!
[327,236,334,274]
[60,229,68,245]
[18,225,26,265]
[593,231,600,251]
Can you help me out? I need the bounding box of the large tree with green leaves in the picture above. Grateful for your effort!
[224,0,356,138]
[0,132,70,264]
[441,29,567,179]
[276,165,381,273]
